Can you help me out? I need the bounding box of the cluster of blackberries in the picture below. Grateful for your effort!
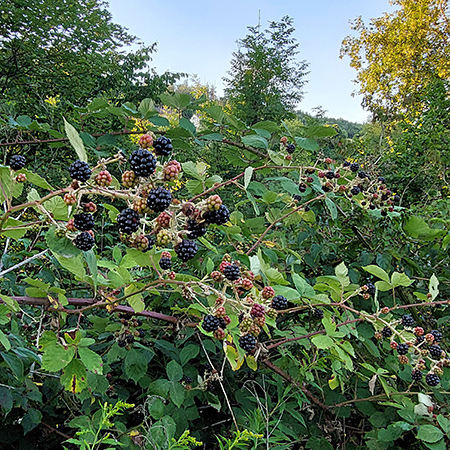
[116,314,145,348]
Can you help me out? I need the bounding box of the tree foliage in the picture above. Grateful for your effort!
[341,0,450,117]
[224,16,309,125]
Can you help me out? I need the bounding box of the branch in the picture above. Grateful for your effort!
[0,249,49,277]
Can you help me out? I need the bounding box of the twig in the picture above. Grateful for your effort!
[0,248,49,277]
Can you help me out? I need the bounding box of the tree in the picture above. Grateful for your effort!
[223,16,309,125]
[340,0,450,118]
[0,0,181,113]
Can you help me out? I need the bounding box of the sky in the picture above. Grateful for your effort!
[106,0,393,124]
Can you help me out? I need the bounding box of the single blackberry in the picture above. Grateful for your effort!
[159,257,172,270]
[182,376,193,383]
[366,283,376,295]
[73,213,95,231]
[153,136,173,156]
[74,232,95,251]
[401,314,415,327]
[202,314,221,332]
[203,204,230,225]
[393,194,401,203]
[430,330,443,342]
[68,160,92,182]
[293,194,302,201]
[146,187,172,213]
[350,163,359,172]
[272,295,288,310]
[9,155,26,171]
[378,176,385,183]
[416,335,425,345]
[143,235,155,252]
[351,186,361,195]
[129,149,157,177]
[425,373,440,387]
[358,171,368,178]
[125,334,135,344]
[239,334,257,352]
[250,304,265,318]
[299,183,307,193]
[117,208,140,234]
[187,219,207,239]
[381,326,393,338]
[397,343,409,355]
[118,340,127,348]
[286,144,296,154]
[411,370,423,382]
[175,239,198,262]
[429,344,443,359]
[137,329,145,338]
[314,308,324,319]
[326,171,335,180]
[218,317,227,329]
[223,264,240,281]
[343,161,350,167]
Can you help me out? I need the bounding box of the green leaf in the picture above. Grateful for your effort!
[325,197,338,220]
[124,349,147,383]
[139,98,156,118]
[403,216,445,240]
[180,345,199,366]
[417,425,443,443]
[295,137,319,151]
[391,272,412,288]
[21,408,42,434]
[436,415,450,434]
[60,359,88,393]
[335,262,349,287]
[200,133,223,141]
[363,265,390,283]
[166,360,183,383]
[169,382,185,408]
[241,135,268,149]
[429,274,439,300]
[78,347,103,375]
[54,253,86,279]
[252,120,279,132]
[311,335,334,349]
[292,273,316,297]
[64,118,87,162]
[244,167,253,190]
[0,330,11,351]
[124,285,145,313]
[42,344,75,372]
[304,124,338,137]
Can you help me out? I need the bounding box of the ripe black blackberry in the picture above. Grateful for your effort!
[73,213,95,231]
[430,330,443,342]
[326,171,335,180]
[175,239,198,262]
[343,161,350,167]
[223,264,240,281]
[74,232,95,251]
[286,144,296,154]
[429,344,443,359]
[314,308,324,319]
[118,340,127,348]
[153,136,173,156]
[9,155,26,170]
[202,314,220,332]
[350,163,359,172]
[397,343,409,355]
[357,171,368,179]
[393,194,401,203]
[159,257,172,270]
[378,176,385,183]
[299,183,307,193]
[425,373,440,387]
[129,149,157,177]
[381,326,393,338]
[146,187,172,213]
[125,334,135,344]
[411,370,423,382]
[203,204,230,225]
[144,235,155,252]
[68,160,92,182]
[187,219,207,239]
[293,194,302,201]
[239,334,257,352]
[117,208,140,234]
[401,314,415,327]
[272,295,288,310]
[218,317,227,329]
[351,186,361,195]
[366,283,376,295]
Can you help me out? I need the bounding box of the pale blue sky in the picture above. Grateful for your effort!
[107,0,393,123]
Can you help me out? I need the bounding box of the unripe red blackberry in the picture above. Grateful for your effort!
[223,264,240,281]
[215,306,226,317]
[425,333,435,344]
[159,257,172,270]
[374,332,382,340]
[223,316,231,326]
[381,307,390,314]
[280,136,288,144]
[168,271,176,280]
[414,327,424,336]
[261,286,275,300]
[206,195,222,211]
[398,355,409,364]
[153,136,173,156]
[9,155,26,171]
[390,341,398,350]
[156,211,172,228]
[211,270,223,282]
[122,170,136,188]
[187,219,207,239]
[175,239,198,262]
[147,187,172,213]
[15,173,27,183]
[117,208,140,234]
[66,218,76,232]
[213,328,226,340]
[73,213,95,231]
[68,160,92,182]
[129,149,157,177]
[74,232,95,251]
[203,205,230,225]
[239,334,257,352]
[248,323,261,337]
[64,193,77,205]
[425,373,440,387]
[163,160,182,181]
[219,261,231,272]
[83,202,97,213]
[95,170,112,187]
[138,133,154,149]
[271,295,287,310]
[250,304,265,318]
[202,314,221,332]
